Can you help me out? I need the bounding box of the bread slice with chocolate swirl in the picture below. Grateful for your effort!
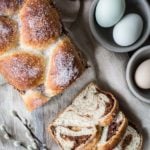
[70,82,119,126]
[48,82,119,150]
[50,82,119,128]
[113,123,143,150]
[48,83,143,150]
[96,111,128,150]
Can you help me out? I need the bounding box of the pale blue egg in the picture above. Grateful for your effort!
[95,0,125,28]
[113,13,143,46]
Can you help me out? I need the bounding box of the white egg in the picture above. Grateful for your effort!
[95,0,125,28]
[135,59,150,89]
[113,13,143,46]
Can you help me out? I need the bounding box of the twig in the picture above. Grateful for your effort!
[12,110,48,150]
[0,124,27,149]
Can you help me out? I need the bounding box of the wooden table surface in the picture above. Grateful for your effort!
[0,0,150,150]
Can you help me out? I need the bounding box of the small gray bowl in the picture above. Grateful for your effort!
[126,45,150,103]
[89,0,150,53]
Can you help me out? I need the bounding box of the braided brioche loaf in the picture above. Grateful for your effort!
[0,0,86,111]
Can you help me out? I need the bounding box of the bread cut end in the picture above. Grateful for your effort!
[113,123,143,150]
[97,111,128,150]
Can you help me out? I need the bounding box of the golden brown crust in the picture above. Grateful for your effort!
[0,0,19,15]
[0,17,18,54]
[0,52,45,90]
[97,113,128,150]
[20,0,62,50]
[98,90,119,126]
[45,35,86,97]
[22,90,49,111]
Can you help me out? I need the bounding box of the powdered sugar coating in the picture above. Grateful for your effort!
[0,23,10,35]
[11,57,41,79]
[45,36,85,96]
[0,17,17,54]
[54,51,79,87]
[20,0,62,49]
[0,52,45,90]
[0,0,19,15]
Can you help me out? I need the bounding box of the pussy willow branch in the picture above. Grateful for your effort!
[12,110,48,150]
[0,124,27,149]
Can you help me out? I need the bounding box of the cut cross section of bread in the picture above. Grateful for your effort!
[49,125,101,150]
[51,82,119,127]
[48,83,143,150]
[96,111,128,150]
[113,123,143,150]
[70,82,119,126]
[48,82,120,150]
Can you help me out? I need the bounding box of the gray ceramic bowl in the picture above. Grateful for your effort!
[89,0,150,53]
[126,45,150,103]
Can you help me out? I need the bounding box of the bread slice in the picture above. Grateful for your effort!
[96,111,128,150]
[113,123,143,150]
[50,82,119,128]
[48,82,119,149]
[70,82,119,126]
